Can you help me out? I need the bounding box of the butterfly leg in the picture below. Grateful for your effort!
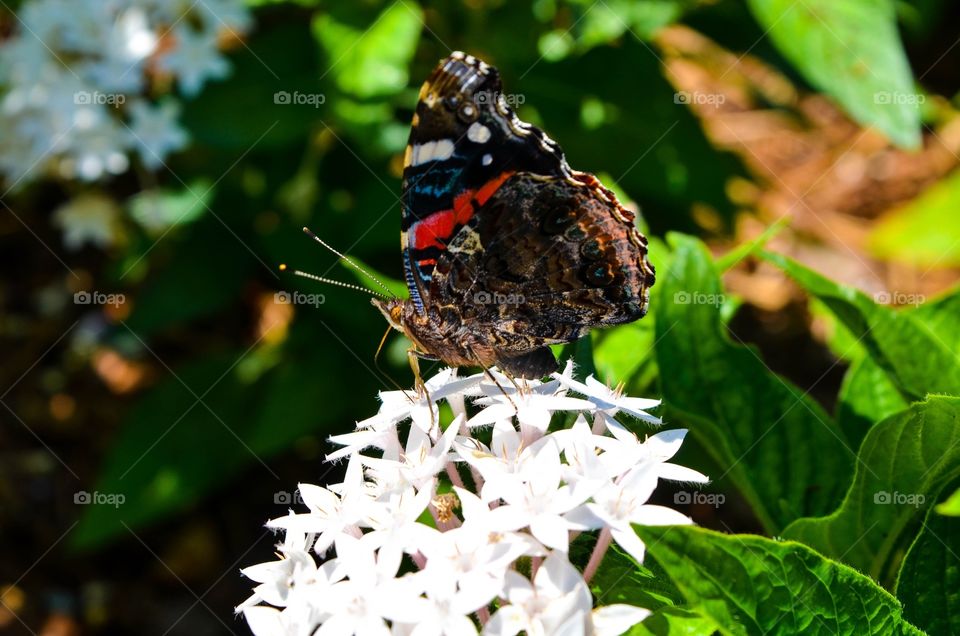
[469,349,518,410]
[406,348,429,399]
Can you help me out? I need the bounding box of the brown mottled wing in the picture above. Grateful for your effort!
[428,171,656,363]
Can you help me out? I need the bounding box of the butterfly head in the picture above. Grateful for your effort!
[372,297,407,333]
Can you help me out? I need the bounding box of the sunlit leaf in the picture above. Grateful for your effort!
[784,396,960,581]
[655,234,853,532]
[747,0,921,148]
[636,525,924,635]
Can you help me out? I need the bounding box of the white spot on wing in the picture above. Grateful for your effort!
[410,139,456,166]
[467,122,491,144]
[482,153,493,166]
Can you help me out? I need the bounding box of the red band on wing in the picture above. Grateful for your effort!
[411,171,515,252]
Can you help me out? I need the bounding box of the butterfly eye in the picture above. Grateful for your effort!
[457,102,479,123]
[444,95,460,110]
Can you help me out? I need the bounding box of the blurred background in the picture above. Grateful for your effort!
[1,0,958,633]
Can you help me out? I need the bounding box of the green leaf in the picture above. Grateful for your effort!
[895,484,960,635]
[869,170,960,267]
[543,0,699,54]
[593,321,655,387]
[630,608,718,636]
[746,0,921,149]
[635,525,924,636]
[338,256,408,300]
[655,234,853,532]
[909,284,960,352]
[784,396,960,580]
[763,251,960,399]
[835,356,908,448]
[934,487,960,516]
[313,2,423,99]
[127,180,212,234]
[122,220,253,338]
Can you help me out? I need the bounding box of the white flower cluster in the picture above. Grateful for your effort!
[0,0,251,185]
[239,363,708,636]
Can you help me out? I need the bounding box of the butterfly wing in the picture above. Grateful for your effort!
[429,172,655,351]
[400,52,570,312]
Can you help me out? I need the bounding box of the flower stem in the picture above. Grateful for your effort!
[583,527,612,584]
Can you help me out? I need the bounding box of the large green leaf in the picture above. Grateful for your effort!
[313,2,423,99]
[635,525,924,635]
[895,484,960,636]
[746,0,921,149]
[784,396,960,580]
[586,538,716,635]
[869,170,960,267]
[655,234,853,532]
[835,356,908,449]
[763,252,960,400]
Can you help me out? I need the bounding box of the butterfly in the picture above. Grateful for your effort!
[373,52,656,380]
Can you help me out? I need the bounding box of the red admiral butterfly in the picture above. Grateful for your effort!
[373,52,655,380]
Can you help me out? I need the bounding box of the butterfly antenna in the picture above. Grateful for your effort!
[302,227,396,298]
[279,264,386,298]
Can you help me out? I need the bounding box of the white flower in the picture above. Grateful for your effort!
[0,0,251,190]
[484,553,592,636]
[52,192,124,250]
[362,414,462,493]
[469,372,594,442]
[361,482,437,575]
[598,428,710,483]
[555,373,662,427]
[320,535,423,635]
[160,26,231,96]
[242,365,702,636]
[568,464,693,564]
[478,438,599,552]
[267,455,373,556]
[127,99,189,169]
